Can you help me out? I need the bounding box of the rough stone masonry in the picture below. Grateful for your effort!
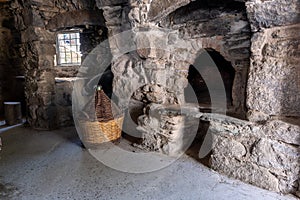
[1,0,299,197]
[96,0,300,196]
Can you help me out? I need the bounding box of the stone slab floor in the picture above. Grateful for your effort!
[0,126,297,200]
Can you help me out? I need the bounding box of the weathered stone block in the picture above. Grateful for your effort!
[32,42,55,55]
[213,135,247,159]
[209,115,300,194]
[22,8,45,28]
[250,138,299,170]
[262,120,300,146]
[46,10,105,31]
[22,27,54,43]
[211,154,280,192]
[263,40,300,59]
[31,0,55,7]
[37,71,55,93]
[250,138,299,193]
[246,0,300,31]
[148,0,191,21]
[247,25,300,117]
[95,0,127,7]
[38,55,54,69]
[246,110,270,122]
[135,32,151,59]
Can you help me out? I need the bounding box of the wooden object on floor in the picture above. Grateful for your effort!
[4,102,22,126]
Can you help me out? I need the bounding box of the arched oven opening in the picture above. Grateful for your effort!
[185,49,235,110]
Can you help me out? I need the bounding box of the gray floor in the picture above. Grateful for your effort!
[0,126,297,200]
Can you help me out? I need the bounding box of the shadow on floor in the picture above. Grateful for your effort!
[185,120,212,168]
[52,126,85,148]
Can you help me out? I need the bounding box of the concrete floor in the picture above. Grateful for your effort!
[0,126,297,200]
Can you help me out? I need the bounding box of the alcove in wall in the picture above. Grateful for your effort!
[185,49,235,110]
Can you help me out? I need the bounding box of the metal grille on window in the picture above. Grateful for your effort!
[57,32,81,65]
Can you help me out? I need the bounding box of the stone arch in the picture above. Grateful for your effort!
[160,0,251,117]
[148,0,192,21]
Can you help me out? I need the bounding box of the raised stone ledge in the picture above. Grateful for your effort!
[143,103,300,194]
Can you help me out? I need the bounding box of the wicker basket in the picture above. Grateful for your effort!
[79,116,124,145]
[79,86,124,146]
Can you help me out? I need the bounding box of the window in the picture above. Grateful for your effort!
[56,31,82,66]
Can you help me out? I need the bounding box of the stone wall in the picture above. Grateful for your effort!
[95,0,300,196]
[209,0,300,196]
[3,0,299,196]
[246,0,300,119]
[10,0,57,129]
[9,0,106,129]
[96,0,251,148]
